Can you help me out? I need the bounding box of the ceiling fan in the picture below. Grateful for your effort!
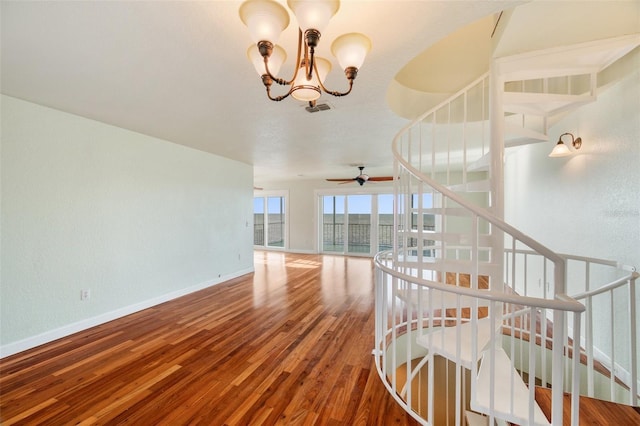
[326,166,394,186]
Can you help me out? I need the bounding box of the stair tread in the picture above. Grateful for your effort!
[498,33,640,82]
[503,92,594,117]
[416,317,498,368]
[504,122,548,142]
[396,230,494,248]
[465,410,488,426]
[474,347,550,425]
[421,207,473,217]
[504,123,549,148]
[446,180,490,192]
[398,287,491,310]
[394,258,501,276]
[467,153,490,172]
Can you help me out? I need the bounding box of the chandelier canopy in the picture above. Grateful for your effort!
[239,0,371,105]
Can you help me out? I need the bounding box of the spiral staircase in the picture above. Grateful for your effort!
[373,11,640,426]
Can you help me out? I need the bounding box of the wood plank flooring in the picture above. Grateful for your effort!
[0,252,418,425]
[534,387,640,426]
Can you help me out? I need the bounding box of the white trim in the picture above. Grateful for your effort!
[285,248,317,255]
[571,330,640,396]
[0,267,254,359]
[253,190,289,250]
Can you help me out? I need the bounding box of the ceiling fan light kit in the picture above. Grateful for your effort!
[239,0,371,106]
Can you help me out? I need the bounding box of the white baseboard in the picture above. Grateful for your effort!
[590,342,640,397]
[254,247,318,254]
[569,327,640,396]
[285,248,317,254]
[0,267,254,359]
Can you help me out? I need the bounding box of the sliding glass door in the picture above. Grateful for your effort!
[320,193,391,256]
[322,195,345,252]
[347,195,372,254]
[378,194,394,251]
[267,196,285,247]
[254,193,287,249]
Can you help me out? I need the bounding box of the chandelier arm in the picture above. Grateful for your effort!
[265,29,304,86]
[316,63,356,97]
[261,74,293,101]
[307,46,315,80]
[290,29,305,83]
[263,58,293,86]
[257,34,304,86]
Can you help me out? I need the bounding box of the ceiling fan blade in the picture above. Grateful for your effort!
[326,178,355,182]
[367,176,395,181]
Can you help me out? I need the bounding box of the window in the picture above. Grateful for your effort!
[322,195,345,253]
[378,194,394,251]
[253,198,265,246]
[267,196,285,247]
[254,193,287,248]
[319,192,393,256]
[347,195,371,253]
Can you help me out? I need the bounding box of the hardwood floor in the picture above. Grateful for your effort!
[0,252,418,425]
[534,387,640,426]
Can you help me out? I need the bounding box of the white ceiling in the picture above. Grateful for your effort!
[1,0,518,184]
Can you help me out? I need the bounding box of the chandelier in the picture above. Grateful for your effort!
[239,0,371,105]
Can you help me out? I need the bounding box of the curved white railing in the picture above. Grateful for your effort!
[374,246,638,425]
[374,250,586,426]
[373,73,639,425]
[505,249,639,405]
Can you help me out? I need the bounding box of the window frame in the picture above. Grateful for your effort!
[315,187,394,257]
[253,190,289,250]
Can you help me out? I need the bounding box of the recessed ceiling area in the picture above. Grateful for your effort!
[387,14,497,121]
[397,15,495,94]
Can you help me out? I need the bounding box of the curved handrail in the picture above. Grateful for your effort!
[391,132,564,269]
[507,247,637,273]
[377,65,638,425]
[375,251,585,313]
[572,271,639,300]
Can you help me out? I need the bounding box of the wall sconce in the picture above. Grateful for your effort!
[549,132,583,157]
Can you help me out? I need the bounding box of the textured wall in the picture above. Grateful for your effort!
[504,50,639,268]
[1,95,254,353]
[503,49,640,379]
